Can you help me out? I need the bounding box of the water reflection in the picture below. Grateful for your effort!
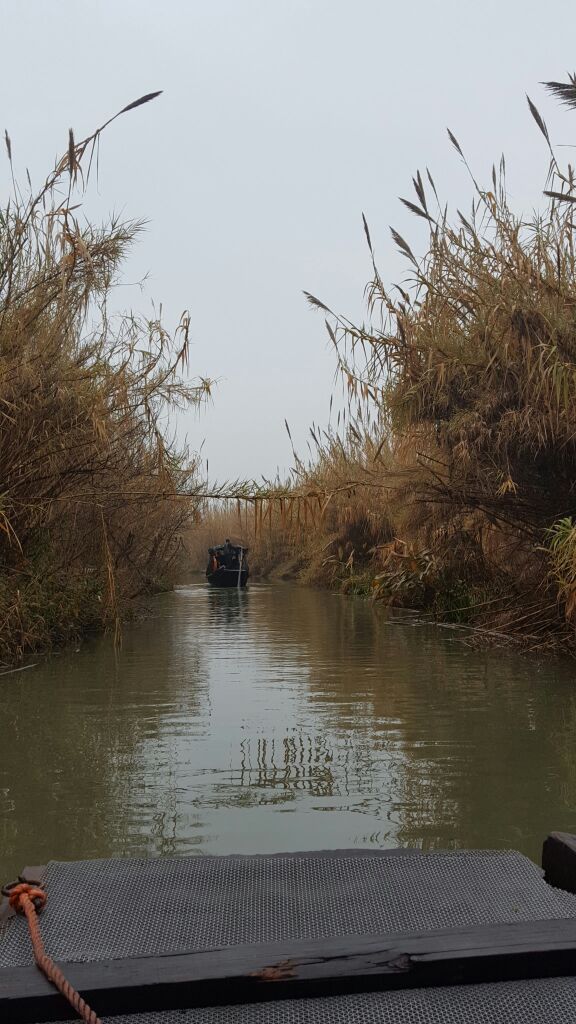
[1,580,576,879]
[236,733,336,797]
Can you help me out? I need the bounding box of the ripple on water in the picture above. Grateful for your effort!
[1,581,576,878]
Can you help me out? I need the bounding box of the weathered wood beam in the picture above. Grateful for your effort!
[4,915,576,1023]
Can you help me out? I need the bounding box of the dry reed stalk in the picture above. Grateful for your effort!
[0,96,211,663]
[245,73,576,647]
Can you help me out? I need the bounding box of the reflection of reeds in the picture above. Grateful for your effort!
[0,97,210,663]
[236,734,336,799]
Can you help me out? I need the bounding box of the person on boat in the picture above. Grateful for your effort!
[222,538,234,568]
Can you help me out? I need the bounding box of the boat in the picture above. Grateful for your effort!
[4,832,576,1022]
[206,540,249,587]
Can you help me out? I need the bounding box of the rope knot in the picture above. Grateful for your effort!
[1,880,47,914]
[2,875,101,1023]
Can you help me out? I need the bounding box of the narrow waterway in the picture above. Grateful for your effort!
[1,581,576,881]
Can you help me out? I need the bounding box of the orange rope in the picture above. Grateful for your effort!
[6,882,101,1024]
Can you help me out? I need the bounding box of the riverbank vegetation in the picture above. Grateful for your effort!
[201,75,576,653]
[0,97,210,664]
[299,75,576,650]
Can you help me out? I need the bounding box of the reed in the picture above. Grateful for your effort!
[259,74,576,649]
[0,97,210,663]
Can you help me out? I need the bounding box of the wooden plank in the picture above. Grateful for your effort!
[4,916,576,1023]
[542,832,576,893]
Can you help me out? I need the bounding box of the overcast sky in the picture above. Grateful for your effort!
[1,0,575,482]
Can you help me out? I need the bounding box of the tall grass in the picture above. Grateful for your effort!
[247,74,576,650]
[0,97,210,663]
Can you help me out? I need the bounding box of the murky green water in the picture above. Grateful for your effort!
[2,581,576,881]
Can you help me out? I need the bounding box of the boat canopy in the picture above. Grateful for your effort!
[208,543,248,555]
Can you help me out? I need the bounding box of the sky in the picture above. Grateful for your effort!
[1,0,575,483]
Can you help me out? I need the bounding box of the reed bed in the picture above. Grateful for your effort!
[215,74,576,652]
[0,97,210,663]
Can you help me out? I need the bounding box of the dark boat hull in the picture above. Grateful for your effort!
[206,567,249,588]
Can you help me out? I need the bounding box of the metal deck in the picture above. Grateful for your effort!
[2,845,576,1022]
[3,848,576,967]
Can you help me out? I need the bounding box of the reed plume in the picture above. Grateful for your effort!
[0,95,210,663]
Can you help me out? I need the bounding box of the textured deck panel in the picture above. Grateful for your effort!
[33,977,576,1024]
[2,848,576,967]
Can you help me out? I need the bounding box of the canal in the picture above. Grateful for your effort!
[1,580,576,880]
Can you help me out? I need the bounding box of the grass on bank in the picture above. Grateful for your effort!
[197,74,576,653]
[302,74,576,649]
[0,96,210,664]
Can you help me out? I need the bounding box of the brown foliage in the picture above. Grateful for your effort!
[0,98,210,662]
[279,76,576,649]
